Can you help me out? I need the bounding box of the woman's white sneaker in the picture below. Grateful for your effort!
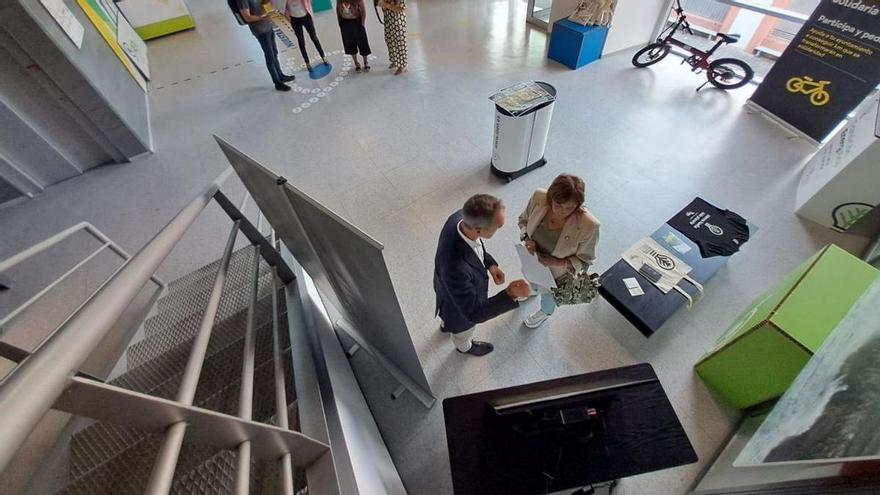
[524,310,550,328]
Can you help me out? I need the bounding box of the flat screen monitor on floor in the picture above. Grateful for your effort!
[443,364,697,495]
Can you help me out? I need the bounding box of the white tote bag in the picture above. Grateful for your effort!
[622,237,704,307]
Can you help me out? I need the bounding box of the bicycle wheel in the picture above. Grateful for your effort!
[810,90,830,106]
[707,58,754,90]
[632,43,670,68]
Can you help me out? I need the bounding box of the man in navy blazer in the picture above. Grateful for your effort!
[434,194,531,356]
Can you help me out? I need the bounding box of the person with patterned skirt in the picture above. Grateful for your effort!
[378,0,407,74]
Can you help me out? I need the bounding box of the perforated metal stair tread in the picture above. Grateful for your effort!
[71,314,290,476]
[61,239,298,495]
[148,261,273,338]
[63,348,295,494]
[164,244,261,294]
[128,282,278,369]
[114,303,288,397]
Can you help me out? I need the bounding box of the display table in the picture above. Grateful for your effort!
[443,364,697,495]
[599,205,755,337]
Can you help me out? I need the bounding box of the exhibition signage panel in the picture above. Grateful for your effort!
[795,93,880,231]
[39,0,85,48]
[117,12,150,79]
[748,0,880,143]
[116,0,194,41]
[268,11,297,50]
[76,0,147,90]
[215,136,434,397]
[695,244,878,409]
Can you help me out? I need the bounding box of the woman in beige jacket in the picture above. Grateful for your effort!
[518,174,600,328]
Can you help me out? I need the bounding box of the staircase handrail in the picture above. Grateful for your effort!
[0,167,232,472]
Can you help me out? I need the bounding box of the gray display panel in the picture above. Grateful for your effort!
[215,136,432,396]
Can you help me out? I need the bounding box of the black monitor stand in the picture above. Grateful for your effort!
[443,364,697,495]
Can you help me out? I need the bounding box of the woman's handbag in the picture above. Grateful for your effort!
[550,271,600,306]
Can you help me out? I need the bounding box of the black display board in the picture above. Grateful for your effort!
[749,0,880,142]
[443,364,697,494]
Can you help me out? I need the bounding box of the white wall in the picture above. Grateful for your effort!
[603,0,672,55]
[548,0,581,32]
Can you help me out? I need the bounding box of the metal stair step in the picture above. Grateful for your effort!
[127,281,277,370]
[163,244,260,296]
[145,255,273,342]
[63,348,294,494]
[112,304,288,398]
[70,314,290,477]
[149,259,272,338]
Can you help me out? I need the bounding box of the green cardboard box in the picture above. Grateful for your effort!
[695,244,878,409]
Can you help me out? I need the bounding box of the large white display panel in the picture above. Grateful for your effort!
[795,94,880,232]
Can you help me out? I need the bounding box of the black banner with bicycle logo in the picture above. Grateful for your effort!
[749,0,880,143]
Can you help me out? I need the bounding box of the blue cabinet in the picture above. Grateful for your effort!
[547,20,609,70]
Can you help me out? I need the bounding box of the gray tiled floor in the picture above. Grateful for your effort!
[0,0,874,493]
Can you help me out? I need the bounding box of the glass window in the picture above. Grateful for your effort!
[662,0,821,80]
[527,0,554,30]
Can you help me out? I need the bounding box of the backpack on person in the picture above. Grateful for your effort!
[228,0,246,25]
[338,0,361,19]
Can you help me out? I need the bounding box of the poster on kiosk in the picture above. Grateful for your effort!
[795,93,880,231]
[748,0,880,143]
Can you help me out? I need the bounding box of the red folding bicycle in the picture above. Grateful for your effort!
[631,0,754,91]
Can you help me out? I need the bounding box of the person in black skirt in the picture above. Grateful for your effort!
[336,0,371,72]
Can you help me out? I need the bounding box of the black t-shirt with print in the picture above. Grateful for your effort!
[668,197,750,258]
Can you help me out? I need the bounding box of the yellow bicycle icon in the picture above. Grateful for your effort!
[786,76,831,106]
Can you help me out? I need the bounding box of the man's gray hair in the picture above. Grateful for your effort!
[462,194,504,229]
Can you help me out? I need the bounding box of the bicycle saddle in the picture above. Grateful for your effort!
[718,33,740,44]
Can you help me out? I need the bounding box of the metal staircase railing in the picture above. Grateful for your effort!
[0,167,333,494]
[0,221,166,339]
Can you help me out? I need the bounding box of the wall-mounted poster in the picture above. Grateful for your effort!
[39,0,85,48]
[747,0,880,143]
[117,12,150,79]
[736,276,880,466]
[76,0,147,90]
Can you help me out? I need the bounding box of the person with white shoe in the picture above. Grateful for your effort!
[519,174,600,329]
[434,194,532,356]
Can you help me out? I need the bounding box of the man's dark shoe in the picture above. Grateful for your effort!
[280,74,296,82]
[458,341,493,357]
[275,83,291,92]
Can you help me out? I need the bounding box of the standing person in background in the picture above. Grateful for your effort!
[286,0,328,71]
[378,0,407,74]
[518,174,600,329]
[434,194,531,357]
[337,0,372,72]
[236,0,296,91]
